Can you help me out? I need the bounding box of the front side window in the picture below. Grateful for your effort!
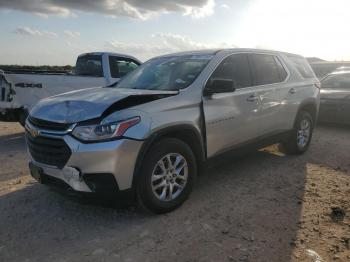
[75,55,103,77]
[249,54,282,85]
[208,53,252,90]
[115,55,212,91]
[322,73,350,89]
[109,57,140,78]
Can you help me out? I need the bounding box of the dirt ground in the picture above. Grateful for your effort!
[0,122,349,262]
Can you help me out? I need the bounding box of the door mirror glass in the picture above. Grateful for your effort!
[204,79,236,96]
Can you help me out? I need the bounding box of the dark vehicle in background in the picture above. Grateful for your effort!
[310,61,350,78]
[319,71,350,124]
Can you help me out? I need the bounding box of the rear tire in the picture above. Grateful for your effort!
[136,138,197,214]
[280,111,314,155]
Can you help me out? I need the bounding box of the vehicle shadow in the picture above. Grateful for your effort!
[0,131,26,152]
[193,147,308,261]
[316,121,350,130]
[0,145,308,262]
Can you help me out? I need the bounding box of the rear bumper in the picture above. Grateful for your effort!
[28,134,144,193]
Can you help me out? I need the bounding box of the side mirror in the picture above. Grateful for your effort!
[204,79,236,97]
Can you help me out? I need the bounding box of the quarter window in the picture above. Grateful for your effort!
[287,55,315,79]
[249,54,283,85]
[208,53,252,90]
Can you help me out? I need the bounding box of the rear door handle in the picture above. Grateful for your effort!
[247,94,259,102]
[289,88,296,94]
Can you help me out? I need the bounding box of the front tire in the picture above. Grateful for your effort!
[136,138,197,214]
[280,111,314,155]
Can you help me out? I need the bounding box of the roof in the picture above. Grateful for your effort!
[78,52,141,63]
[155,48,305,59]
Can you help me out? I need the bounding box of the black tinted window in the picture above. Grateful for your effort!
[209,53,252,89]
[287,55,315,79]
[75,55,103,77]
[249,54,282,85]
[109,57,140,78]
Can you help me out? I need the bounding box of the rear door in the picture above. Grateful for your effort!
[338,93,350,124]
[321,73,350,123]
[248,53,288,134]
[278,55,318,128]
[203,53,262,157]
[320,74,342,122]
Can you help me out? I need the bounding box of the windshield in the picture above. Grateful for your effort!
[75,55,103,77]
[114,55,212,91]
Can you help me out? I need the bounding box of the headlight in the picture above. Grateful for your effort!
[72,117,140,141]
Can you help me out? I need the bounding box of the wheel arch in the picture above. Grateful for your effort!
[295,98,319,126]
[132,124,206,188]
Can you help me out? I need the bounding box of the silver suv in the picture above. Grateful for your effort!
[25,49,320,213]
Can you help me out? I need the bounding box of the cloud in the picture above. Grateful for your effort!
[105,33,237,61]
[220,3,230,10]
[0,0,215,19]
[13,27,57,38]
[152,33,212,50]
[234,0,350,60]
[63,30,80,38]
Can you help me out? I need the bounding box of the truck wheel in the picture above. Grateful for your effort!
[136,138,197,214]
[280,111,314,155]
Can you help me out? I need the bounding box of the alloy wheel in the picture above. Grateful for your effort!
[151,153,188,202]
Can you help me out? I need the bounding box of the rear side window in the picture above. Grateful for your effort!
[249,54,285,85]
[75,55,103,77]
[287,55,315,79]
[109,56,140,78]
[209,53,252,89]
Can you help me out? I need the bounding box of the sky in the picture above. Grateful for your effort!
[0,0,350,65]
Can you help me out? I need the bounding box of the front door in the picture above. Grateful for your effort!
[203,53,261,158]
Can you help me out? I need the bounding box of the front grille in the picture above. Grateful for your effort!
[28,116,72,131]
[26,132,71,168]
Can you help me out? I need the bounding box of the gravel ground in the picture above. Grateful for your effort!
[0,122,349,262]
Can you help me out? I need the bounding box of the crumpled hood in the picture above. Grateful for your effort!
[30,87,177,123]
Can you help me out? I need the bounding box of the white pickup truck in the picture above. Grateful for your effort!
[0,52,141,125]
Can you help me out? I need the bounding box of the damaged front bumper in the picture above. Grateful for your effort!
[27,132,144,194]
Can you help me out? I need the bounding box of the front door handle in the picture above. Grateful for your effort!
[247,95,259,102]
[289,88,296,94]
